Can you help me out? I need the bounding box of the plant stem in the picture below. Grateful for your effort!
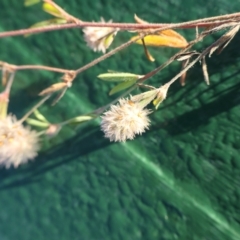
[13,65,70,73]
[0,12,239,39]
[19,94,51,124]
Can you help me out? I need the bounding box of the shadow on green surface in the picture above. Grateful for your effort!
[0,125,111,190]
[154,32,240,135]
[164,79,240,135]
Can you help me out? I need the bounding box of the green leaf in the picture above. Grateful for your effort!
[25,18,67,37]
[67,115,95,126]
[153,98,162,109]
[109,80,136,95]
[24,0,41,7]
[26,118,49,128]
[29,18,67,28]
[42,2,64,18]
[98,72,143,82]
[33,110,49,123]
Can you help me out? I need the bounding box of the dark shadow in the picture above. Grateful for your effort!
[164,81,240,135]
[150,32,240,135]
[0,124,112,191]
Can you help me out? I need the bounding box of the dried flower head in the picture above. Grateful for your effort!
[101,98,151,142]
[83,17,118,53]
[0,115,40,168]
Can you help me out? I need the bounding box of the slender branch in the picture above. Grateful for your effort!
[75,37,138,74]
[19,94,51,124]
[13,65,70,73]
[4,72,15,93]
[0,12,240,39]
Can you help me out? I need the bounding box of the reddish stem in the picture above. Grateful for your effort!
[0,12,239,39]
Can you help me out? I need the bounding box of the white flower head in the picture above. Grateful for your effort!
[101,98,151,142]
[83,17,118,53]
[0,115,40,168]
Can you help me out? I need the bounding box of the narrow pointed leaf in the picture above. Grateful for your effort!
[24,0,41,7]
[132,34,188,48]
[98,72,143,82]
[33,110,49,123]
[25,18,67,37]
[29,18,67,28]
[26,118,50,128]
[134,14,148,24]
[133,15,188,48]
[131,89,159,108]
[152,84,169,109]
[69,116,94,123]
[0,99,7,119]
[67,115,95,126]
[2,69,9,86]
[42,2,64,18]
[153,98,162,109]
[103,32,116,50]
[202,57,210,85]
[175,51,199,61]
[131,29,188,48]
[180,59,189,86]
[142,39,155,62]
[109,80,136,96]
[39,82,67,96]
[51,87,68,106]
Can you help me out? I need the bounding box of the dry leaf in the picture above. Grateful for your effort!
[141,38,155,62]
[202,57,210,85]
[39,82,68,96]
[180,59,189,86]
[132,15,188,48]
[209,25,239,57]
[175,51,199,61]
[51,87,68,105]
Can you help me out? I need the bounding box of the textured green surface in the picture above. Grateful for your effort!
[0,1,240,240]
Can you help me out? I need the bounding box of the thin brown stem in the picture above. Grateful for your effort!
[0,12,240,39]
[75,37,138,74]
[4,72,15,93]
[19,94,51,124]
[14,65,70,73]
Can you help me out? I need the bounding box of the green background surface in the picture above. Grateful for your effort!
[0,1,240,240]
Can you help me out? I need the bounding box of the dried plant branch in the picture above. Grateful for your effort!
[202,57,210,85]
[12,64,70,73]
[0,12,240,39]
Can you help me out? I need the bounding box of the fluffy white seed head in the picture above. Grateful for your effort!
[0,115,40,168]
[101,98,151,142]
[83,18,118,53]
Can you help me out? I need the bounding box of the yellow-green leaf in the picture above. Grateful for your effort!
[25,18,67,37]
[131,89,158,103]
[67,115,95,126]
[131,29,188,48]
[152,84,170,109]
[42,2,64,18]
[26,118,49,128]
[98,72,143,82]
[103,32,116,49]
[0,98,7,120]
[141,38,155,62]
[109,80,136,95]
[33,110,49,123]
[153,98,162,109]
[24,0,41,7]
